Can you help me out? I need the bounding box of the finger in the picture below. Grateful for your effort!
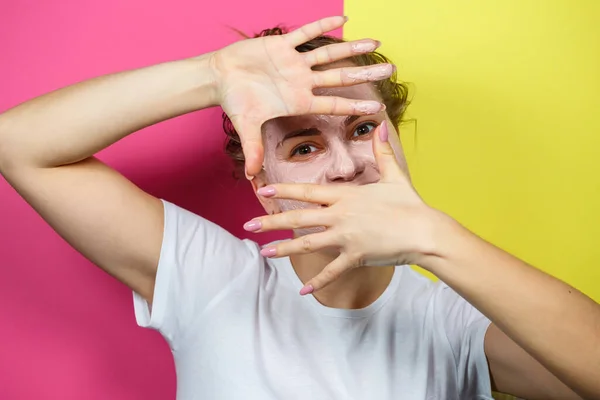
[300,253,355,295]
[233,119,265,178]
[260,232,338,258]
[373,121,405,183]
[308,96,385,116]
[313,64,394,88]
[303,39,380,66]
[286,16,348,46]
[245,209,334,233]
[243,142,264,179]
[256,183,343,205]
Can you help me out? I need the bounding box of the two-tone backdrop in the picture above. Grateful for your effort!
[1,1,598,398]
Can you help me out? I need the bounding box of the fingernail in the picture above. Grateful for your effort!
[300,284,314,296]
[343,16,349,22]
[257,186,276,197]
[379,121,389,142]
[351,41,377,53]
[260,247,277,257]
[354,101,384,114]
[243,220,262,232]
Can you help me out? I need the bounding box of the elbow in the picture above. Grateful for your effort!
[0,117,21,176]
[0,119,10,174]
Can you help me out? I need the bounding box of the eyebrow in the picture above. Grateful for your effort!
[278,115,362,145]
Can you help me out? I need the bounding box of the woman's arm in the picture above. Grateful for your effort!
[249,122,600,399]
[427,221,600,399]
[0,16,389,303]
[484,323,583,399]
[0,57,216,171]
[0,56,216,301]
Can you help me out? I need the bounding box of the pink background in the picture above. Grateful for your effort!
[0,1,341,399]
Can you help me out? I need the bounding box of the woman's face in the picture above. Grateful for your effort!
[257,81,408,234]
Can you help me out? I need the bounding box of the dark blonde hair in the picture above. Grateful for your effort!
[222,27,410,177]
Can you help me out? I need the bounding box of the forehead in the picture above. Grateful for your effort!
[263,82,381,135]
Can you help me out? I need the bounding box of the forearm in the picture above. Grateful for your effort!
[424,219,600,399]
[0,53,217,170]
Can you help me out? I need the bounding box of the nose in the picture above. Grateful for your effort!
[325,146,365,183]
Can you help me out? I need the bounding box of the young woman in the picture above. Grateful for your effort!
[0,16,598,400]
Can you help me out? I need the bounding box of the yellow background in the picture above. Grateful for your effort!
[345,0,600,301]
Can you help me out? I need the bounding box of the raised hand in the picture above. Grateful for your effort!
[211,16,394,177]
[242,121,450,294]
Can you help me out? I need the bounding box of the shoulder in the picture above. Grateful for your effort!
[391,267,492,397]
[161,199,258,256]
[158,199,264,298]
[134,200,265,344]
[392,266,489,330]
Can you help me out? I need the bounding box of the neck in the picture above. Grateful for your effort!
[289,249,395,309]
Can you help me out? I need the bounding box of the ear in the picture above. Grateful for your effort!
[251,172,281,215]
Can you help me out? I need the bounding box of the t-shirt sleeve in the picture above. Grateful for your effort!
[435,282,493,399]
[132,199,260,349]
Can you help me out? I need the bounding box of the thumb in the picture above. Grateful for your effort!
[242,138,264,179]
[373,121,404,183]
[233,118,265,179]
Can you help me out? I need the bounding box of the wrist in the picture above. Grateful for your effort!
[413,208,468,271]
[183,52,220,109]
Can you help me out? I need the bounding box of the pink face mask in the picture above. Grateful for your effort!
[259,83,408,237]
[264,115,379,183]
[260,113,379,236]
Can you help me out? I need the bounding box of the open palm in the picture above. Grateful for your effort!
[211,16,392,176]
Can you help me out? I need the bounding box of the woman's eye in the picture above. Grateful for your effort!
[352,122,377,138]
[292,144,318,156]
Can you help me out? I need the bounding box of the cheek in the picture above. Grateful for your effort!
[264,156,327,235]
[351,140,380,176]
[264,156,329,219]
[265,155,329,185]
[271,163,326,213]
[277,198,318,212]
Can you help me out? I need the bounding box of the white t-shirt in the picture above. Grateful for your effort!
[133,200,493,400]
